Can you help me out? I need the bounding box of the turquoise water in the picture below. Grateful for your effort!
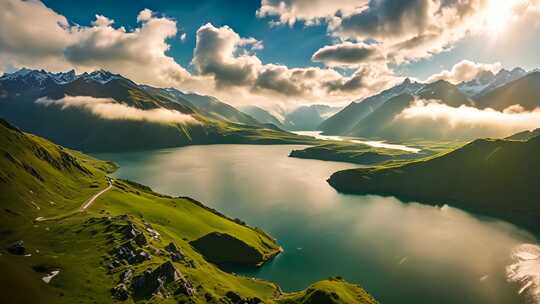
[96,144,535,304]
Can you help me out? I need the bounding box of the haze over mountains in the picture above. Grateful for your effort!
[319,67,540,140]
[2,65,540,151]
[0,68,317,152]
[240,104,342,131]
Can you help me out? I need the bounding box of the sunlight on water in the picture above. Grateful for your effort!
[97,144,536,304]
[293,131,421,153]
[507,244,540,303]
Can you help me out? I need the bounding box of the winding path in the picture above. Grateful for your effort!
[34,177,113,222]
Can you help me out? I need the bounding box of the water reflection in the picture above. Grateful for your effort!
[97,144,535,304]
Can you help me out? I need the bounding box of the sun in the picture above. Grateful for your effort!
[484,0,518,35]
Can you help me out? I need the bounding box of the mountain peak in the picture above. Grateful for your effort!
[80,69,124,84]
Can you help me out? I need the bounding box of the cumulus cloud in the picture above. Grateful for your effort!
[192,23,397,103]
[35,96,199,125]
[395,99,540,138]
[257,0,367,26]
[426,60,502,84]
[331,0,490,63]
[0,1,397,106]
[270,0,540,65]
[0,0,191,89]
[312,42,384,67]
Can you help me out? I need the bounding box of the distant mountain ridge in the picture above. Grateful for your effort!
[319,78,424,135]
[0,68,314,151]
[319,66,539,140]
[457,67,527,97]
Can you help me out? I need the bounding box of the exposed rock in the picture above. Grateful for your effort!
[120,269,133,284]
[7,240,25,255]
[134,233,147,246]
[145,225,161,240]
[123,222,139,239]
[111,283,129,301]
[165,242,184,262]
[225,291,242,303]
[108,259,122,270]
[132,261,193,298]
[114,242,150,265]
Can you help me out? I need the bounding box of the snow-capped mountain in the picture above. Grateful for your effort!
[319,78,423,135]
[0,68,78,85]
[458,67,527,97]
[0,68,126,87]
[79,70,124,84]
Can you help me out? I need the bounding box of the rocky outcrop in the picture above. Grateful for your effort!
[224,291,263,304]
[111,283,129,301]
[165,242,184,262]
[131,261,194,298]
[7,240,26,255]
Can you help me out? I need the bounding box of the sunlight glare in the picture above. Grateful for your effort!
[485,0,518,35]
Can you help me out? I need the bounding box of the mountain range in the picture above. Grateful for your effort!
[319,67,540,140]
[0,69,316,152]
[240,104,342,131]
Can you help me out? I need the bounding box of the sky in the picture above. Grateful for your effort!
[1,0,540,108]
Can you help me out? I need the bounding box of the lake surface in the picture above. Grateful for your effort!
[97,144,538,304]
[293,131,422,153]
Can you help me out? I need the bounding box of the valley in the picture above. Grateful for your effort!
[4,1,540,303]
[0,119,376,304]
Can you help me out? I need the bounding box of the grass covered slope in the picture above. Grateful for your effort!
[0,119,378,304]
[328,136,540,234]
[278,278,378,304]
[289,142,423,165]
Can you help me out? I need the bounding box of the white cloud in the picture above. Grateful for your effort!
[396,99,540,138]
[35,96,199,125]
[0,1,191,89]
[426,60,502,84]
[192,23,398,104]
[137,8,153,22]
[0,1,397,106]
[257,0,368,26]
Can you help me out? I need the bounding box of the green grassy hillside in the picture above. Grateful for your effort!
[278,278,378,304]
[0,119,377,304]
[328,136,540,234]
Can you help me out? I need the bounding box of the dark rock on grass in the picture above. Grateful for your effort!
[132,261,193,298]
[123,222,140,239]
[120,269,133,284]
[111,283,130,301]
[7,240,25,255]
[134,233,147,246]
[224,291,263,304]
[108,259,122,270]
[190,232,263,266]
[165,242,184,261]
[225,291,243,303]
[114,242,151,265]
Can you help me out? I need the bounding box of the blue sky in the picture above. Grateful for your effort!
[2,0,540,106]
[41,0,540,79]
[42,0,333,71]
